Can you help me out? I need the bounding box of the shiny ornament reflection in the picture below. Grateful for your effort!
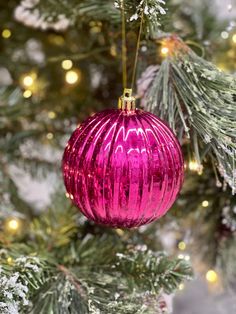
[62,105,184,228]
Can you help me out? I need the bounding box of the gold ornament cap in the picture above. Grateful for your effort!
[118,88,136,111]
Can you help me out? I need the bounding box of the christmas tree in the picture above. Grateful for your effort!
[0,0,235,313]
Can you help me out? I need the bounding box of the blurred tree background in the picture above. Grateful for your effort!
[0,0,235,313]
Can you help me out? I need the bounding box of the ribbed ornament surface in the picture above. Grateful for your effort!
[62,109,184,228]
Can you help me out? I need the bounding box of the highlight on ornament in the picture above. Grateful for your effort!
[62,88,184,228]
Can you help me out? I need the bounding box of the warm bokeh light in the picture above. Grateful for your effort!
[7,218,19,231]
[179,283,185,290]
[65,70,80,84]
[23,90,32,98]
[206,270,218,283]
[202,200,209,207]
[7,257,13,264]
[178,241,186,251]
[61,59,73,70]
[232,34,236,44]
[46,132,54,140]
[221,31,229,39]
[2,29,11,38]
[22,74,35,87]
[161,46,169,56]
[189,160,201,172]
[48,111,56,119]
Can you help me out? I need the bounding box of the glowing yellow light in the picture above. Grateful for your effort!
[221,31,229,39]
[46,132,54,140]
[61,59,73,70]
[206,270,218,283]
[179,283,185,290]
[65,70,80,85]
[178,241,186,251]
[116,228,125,236]
[2,29,11,39]
[65,192,70,198]
[23,90,32,98]
[202,200,209,207]
[178,254,184,259]
[48,111,56,119]
[22,75,34,87]
[7,257,13,264]
[232,34,236,44]
[188,160,202,174]
[7,218,19,230]
[161,47,169,56]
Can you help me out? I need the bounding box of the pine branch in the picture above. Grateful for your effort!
[14,0,166,36]
[139,35,236,192]
[0,196,193,313]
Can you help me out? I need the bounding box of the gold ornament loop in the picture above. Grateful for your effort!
[118,88,136,111]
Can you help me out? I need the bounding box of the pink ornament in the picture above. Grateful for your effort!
[62,91,184,228]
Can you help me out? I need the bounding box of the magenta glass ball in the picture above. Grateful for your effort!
[62,109,184,228]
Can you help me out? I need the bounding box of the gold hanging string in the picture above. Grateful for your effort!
[121,0,127,89]
[131,10,144,91]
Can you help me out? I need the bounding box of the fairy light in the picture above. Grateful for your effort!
[8,219,19,230]
[188,160,202,174]
[202,200,209,207]
[206,270,218,283]
[23,76,33,87]
[2,29,11,39]
[6,218,20,232]
[161,46,169,56]
[7,257,13,264]
[179,283,185,290]
[48,111,56,119]
[65,70,80,85]
[23,90,32,98]
[61,59,73,70]
[46,132,54,140]
[21,73,37,88]
[178,241,186,251]
[221,31,229,39]
[189,160,198,171]
[65,192,70,198]
[232,34,236,44]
